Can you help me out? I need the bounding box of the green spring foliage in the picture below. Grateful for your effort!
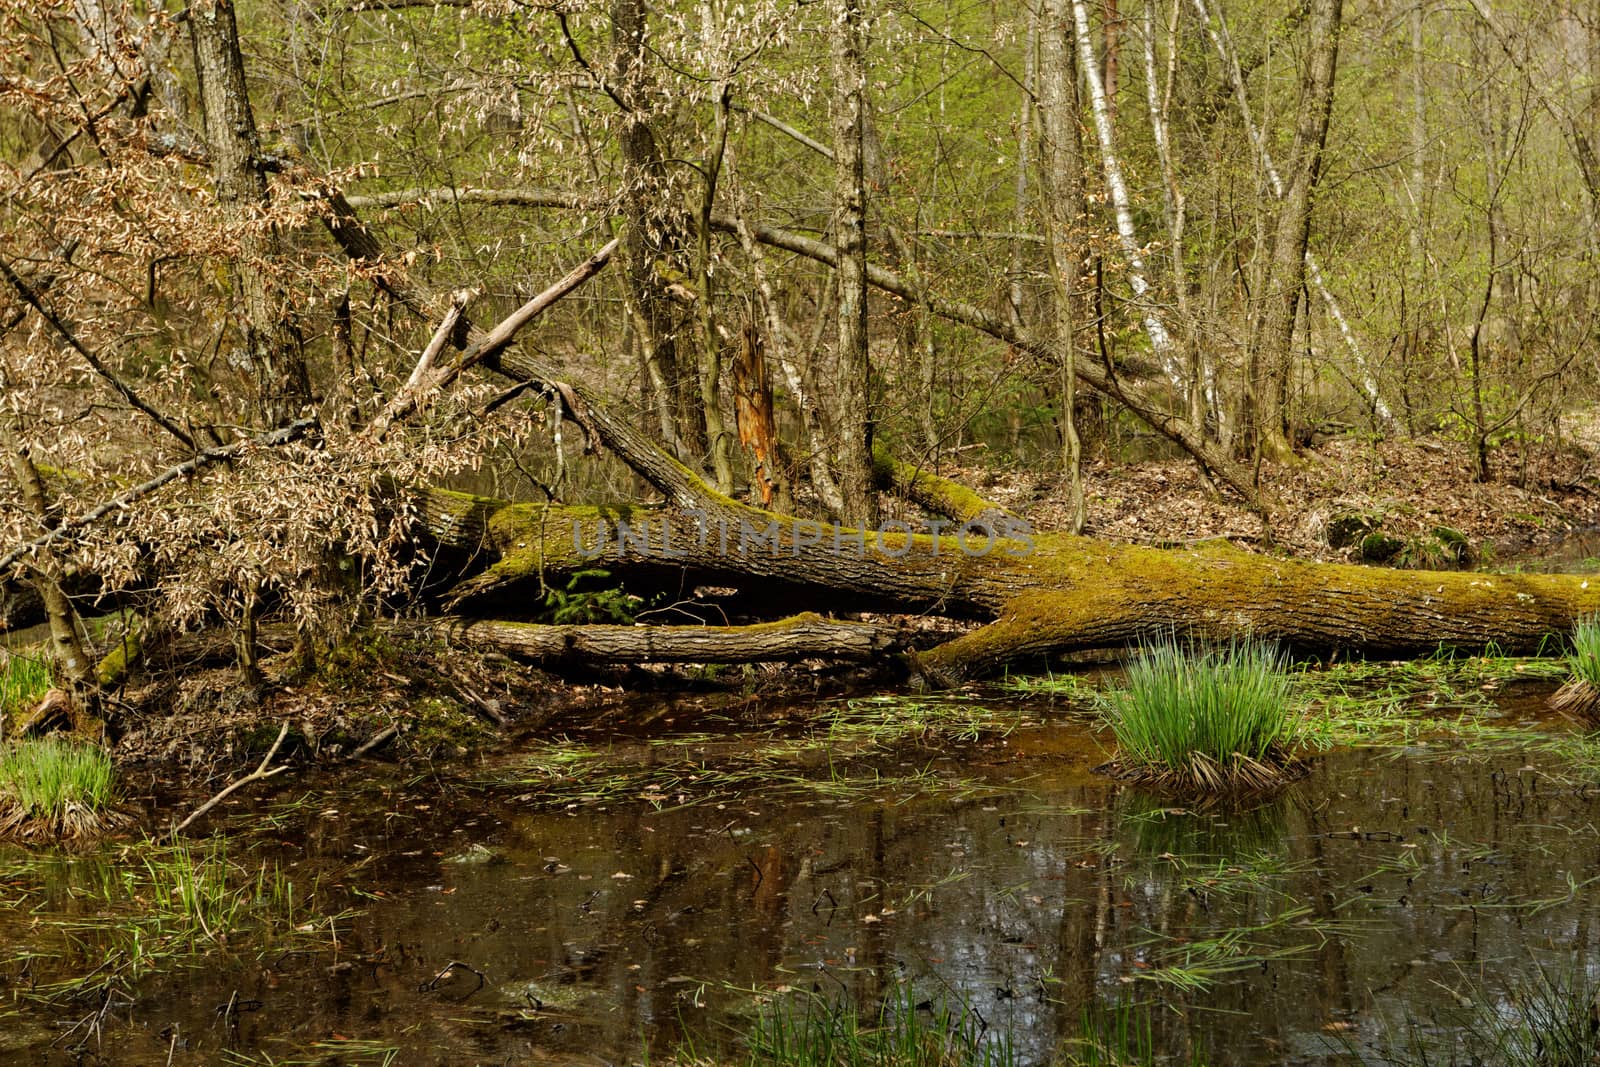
[1566,614,1600,689]
[540,568,640,625]
[0,737,123,841]
[1104,635,1298,792]
[1066,1000,1208,1067]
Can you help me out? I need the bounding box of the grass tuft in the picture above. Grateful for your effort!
[0,653,51,717]
[1102,634,1299,793]
[1549,614,1600,721]
[1371,960,1600,1067]
[1065,999,1208,1066]
[0,737,128,841]
[739,984,1016,1067]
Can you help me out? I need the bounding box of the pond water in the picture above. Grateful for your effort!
[3,676,1599,1065]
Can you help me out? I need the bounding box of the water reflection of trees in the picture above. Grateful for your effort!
[225,743,1600,1064]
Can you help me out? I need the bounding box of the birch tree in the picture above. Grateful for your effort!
[1068,0,1179,381]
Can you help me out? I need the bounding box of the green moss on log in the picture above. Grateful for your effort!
[871,442,1015,527]
[414,486,1600,680]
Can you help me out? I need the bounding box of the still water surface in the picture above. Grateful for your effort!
[3,684,1597,1065]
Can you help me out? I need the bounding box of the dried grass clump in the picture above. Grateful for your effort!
[1549,614,1600,722]
[0,738,130,842]
[1103,634,1301,794]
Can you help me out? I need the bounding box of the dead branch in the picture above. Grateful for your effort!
[340,186,586,211]
[365,292,468,441]
[444,613,904,665]
[0,419,318,577]
[164,720,292,839]
[0,255,196,451]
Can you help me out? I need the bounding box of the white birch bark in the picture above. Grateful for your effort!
[1068,0,1178,378]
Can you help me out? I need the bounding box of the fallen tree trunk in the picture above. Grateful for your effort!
[382,255,1600,680]
[871,442,1020,536]
[416,486,1600,681]
[12,194,1590,692]
[443,613,903,665]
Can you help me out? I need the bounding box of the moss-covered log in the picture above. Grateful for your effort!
[871,442,1019,536]
[443,613,902,664]
[417,485,1600,680]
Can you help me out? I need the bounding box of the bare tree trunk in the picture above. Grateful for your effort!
[830,0,876,526]
[1588,2,1600,259]
[731,318,792,512]
[1408,0,1428,267]
[1190,0,1394,437]
[1009,11,1037,332]
[1467,17,1506,483]
[1244,0,1343,464]
[1102,0,1121,122]
[1143,0,1210,455]
[1041,0,1087,532]
[188,0,309,429]
[608,0,703,458]
[697,83,735,494]
[1,422,92,712]
[724,142,846,517]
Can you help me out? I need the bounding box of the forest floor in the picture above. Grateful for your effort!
[971,428,1600,566]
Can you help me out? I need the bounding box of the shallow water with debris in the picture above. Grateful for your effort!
[3,676,1598,1065]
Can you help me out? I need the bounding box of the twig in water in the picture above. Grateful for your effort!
[165,721,292,839]
[349,724,399,760]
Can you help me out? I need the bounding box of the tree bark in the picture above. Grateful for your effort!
[445,613,902,665]
[1070,0,1178,378]
[188,0,310,428]
[416,482,1600,683]
[404,349,1600,683]
[606,0,702,458]
[1190,0,1394,436]
[732,319,790,511]
[1,419,96,725]
[1040,0,1088,532]
[696,83,736,495]
[1245,0,1342,463]
[830,0,876,527]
